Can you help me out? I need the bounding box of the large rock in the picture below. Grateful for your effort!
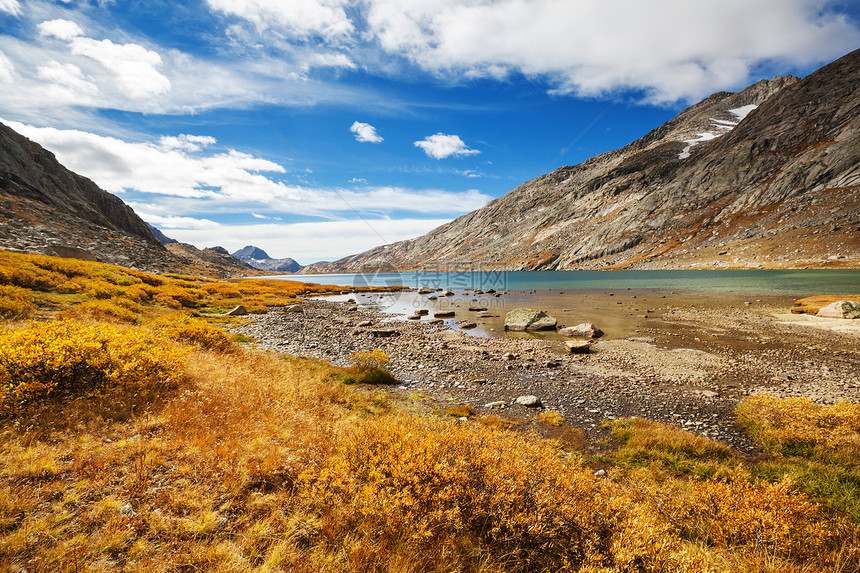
[225,305,247,316]
[565,341,591,354]
[558,323,604,338]
[817,300,860,319]
[504,308,557,331]
[515,395,542,407]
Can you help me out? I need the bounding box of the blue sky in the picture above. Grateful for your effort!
[1,0,858,263]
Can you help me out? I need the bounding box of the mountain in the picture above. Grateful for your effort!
[0,121,251,277]
[147,223,178,245]
[232,245,303,273]
[303,49,860,273]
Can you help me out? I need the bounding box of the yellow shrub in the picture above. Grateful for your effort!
[540,411,565,426]
[0,285,36,320]
[301,417,612,572]
[155,315,233,352]
[59,298,141,323]
[337,348,396,385]
[651,469,850,564]
[351,348,389,370]
[154,285,205,308]
[0,319,188,415]
[738,394,860,460]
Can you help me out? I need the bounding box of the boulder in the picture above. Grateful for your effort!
[415,309,430,316]
[504,308,557,331]
[428,295,438,301]
[515,395,541,408]
[417,287,434,294]
[441,290,455,297]
[565,341,591,354]
[476,311,497,318]
[434,310,456,318]
[283,304,303,314]
[817,300,860,319]
[458,321,477,329]
[225,305,248,316]
[558,323,604,338]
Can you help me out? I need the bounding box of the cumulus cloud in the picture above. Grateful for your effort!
[4,121,491,217]
[361,0,860,103]
[414,133,480,160]
[37,18,83,40]
[158,134,217,152]
[350,121,383,143]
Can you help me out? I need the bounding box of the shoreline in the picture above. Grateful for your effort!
[236,290,860,453]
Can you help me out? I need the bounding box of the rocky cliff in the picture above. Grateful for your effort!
[0,122,250,277]
[303,49,860,273]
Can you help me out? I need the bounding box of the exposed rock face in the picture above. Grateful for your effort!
[164,243,256,276]
[232,245,302,273]
[504,308,557,331]
[303,49,860,273]
[817,301,860,319]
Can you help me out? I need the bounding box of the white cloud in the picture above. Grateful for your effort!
[362,0,860,103]
[69,37,171,99]
[0,51,14,83]
[251,212,268,219]
[144,215,220,229]
[205,0,353,41]
[37,18,83,40]
[349,177,368,184]
[0,0,20,16]
[414,133,480,160]
[350,121,383,143]
[36,61,99,103]
[156,218,453,263]
[158,134,217,152]
[4,121,492,217]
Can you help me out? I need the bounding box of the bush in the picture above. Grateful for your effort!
[156,315,233,352]
[0,285,36,320]
[337,349,397,385]
[0,320,189,415]
[738,394,860,461]
[301,417,612,572]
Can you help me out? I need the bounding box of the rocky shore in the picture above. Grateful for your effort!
[236,290,860,453]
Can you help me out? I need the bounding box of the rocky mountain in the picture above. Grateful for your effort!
[303,48,860,273]
[148,223,178,245]
[0,121,251,277]
[233,245,302,273]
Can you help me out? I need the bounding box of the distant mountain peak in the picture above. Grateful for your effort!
[232,245,302,273]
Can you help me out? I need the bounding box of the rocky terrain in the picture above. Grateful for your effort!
[237,291,860,452]
[0,121,253,277]
[233,245,303,273]
[304,48,860,274]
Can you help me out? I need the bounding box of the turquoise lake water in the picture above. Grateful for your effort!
[274,269,860,296]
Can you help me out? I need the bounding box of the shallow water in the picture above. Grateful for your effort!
[282,269,860,296]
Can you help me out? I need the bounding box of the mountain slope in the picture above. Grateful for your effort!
[0,122,249,277]
[233,245,303,273]
[303,49,860,273]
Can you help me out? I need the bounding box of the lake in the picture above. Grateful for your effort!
[273,269,860,296]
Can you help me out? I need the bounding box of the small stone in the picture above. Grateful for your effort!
[356,320,373,327]
[593,469,607,477]
[476,311,497,318]
[370,329,398,338]
[458,321,477,329]
[119,503,135,516]
[283,304,304,314]
[407,314,421,320]
[558,323,603,338]
[415,309,430,316]
[434,311,456,318]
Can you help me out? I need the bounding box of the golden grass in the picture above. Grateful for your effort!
[0,248,858,571]
[791,294,860,315]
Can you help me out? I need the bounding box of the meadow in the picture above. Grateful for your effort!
[0,250,858,572]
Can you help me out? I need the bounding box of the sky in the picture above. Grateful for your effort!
[0,1,858,264]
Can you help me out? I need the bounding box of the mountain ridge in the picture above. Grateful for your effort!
[233,245,303,273]
[302,49,860,274]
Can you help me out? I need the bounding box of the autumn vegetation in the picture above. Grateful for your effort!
[0,249,858,571]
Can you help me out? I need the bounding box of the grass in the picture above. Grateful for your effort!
[0,248,858,571]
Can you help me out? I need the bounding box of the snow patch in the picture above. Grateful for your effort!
[728,104,758,121]
[678,104,758,159]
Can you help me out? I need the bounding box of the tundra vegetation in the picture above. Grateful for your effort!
[0,250,857,572]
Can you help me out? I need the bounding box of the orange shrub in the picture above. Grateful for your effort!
[738,394,860,460]
[0,319,189,415]
[301,417,612,572]
[154,314,233,352]
[0,285,36,320]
